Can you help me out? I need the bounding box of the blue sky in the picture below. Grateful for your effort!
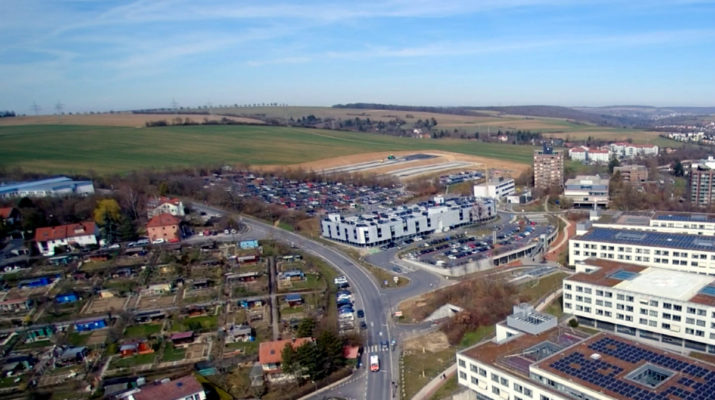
[2,0,715,113]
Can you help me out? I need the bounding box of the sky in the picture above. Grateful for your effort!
[2,0,715,113]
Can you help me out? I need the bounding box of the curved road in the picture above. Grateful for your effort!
[191,203,396,400]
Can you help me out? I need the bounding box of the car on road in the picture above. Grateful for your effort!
[151,238,165,245]
[136,238,150,246]
[357,309,364,318]
[380,340,389,351]
[392,266,402,273]
[370,354,380,372]
[360,321,367,330]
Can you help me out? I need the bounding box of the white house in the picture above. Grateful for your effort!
[34,222,97,256]
[473,177,515,200]
[564,175,610,208]
[147,197,185,219]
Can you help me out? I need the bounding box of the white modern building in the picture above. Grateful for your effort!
[609,142,659,159]
[593,212,715,236]
[564,175,610,208]
[457,325,715,400]
[569,227,715,274]
[564,258,715,353]
[34,221,98,256]
[0,177,94,198]
[321,196,496,246]
[473,177,515,200]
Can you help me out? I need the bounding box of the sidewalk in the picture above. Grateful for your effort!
[411,363,457,400]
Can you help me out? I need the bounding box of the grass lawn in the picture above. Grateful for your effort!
[0,124,535,175]
[519,272,568,303]
[429,374,459,400]
[459,325,495,349]
[15,339,52,350]
[281,306,304,315]
[0,374,26,388]
[67,332,91,347]
[162,344,186,362]
[544,295,565,319]
[172,315,218,332]
[110,353,156,368]
[124,323,162,339]
[402,348,455,400]
[279,274,324,292]
[224,340,259,355]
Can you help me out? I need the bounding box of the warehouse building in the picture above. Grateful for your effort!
[564,258,715,353]
[320,196,496,246]
[0,176,94,198]
[569,227,715,274]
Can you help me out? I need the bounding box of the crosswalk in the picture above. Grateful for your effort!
[366,344,390,353]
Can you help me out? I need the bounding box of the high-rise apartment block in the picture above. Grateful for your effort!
[690,156,715,207]
[533,144,564,190]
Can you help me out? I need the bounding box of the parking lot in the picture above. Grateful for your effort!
[215,171,407,215]
[404,218,555,269]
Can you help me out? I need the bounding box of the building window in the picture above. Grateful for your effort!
[491,373,499,383]
[459,359,466,367]
[459,371,467,380]
[471,376,479,385]
[501,377,509,386]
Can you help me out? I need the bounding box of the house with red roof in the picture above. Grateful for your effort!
[146,213,181,243]
[34,221,97,256]
[258,337,313,373]
[147,197,185,219]
[117,374,205,400]
[0,207,20,225]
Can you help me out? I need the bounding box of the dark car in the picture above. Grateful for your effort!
[357,309,365,318]
[360,321,367,330]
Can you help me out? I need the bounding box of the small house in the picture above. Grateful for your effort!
[34,221,97,256]
[259,338,313,372]
[0,297,31,313]
[74,318,107,332]
[194,360,217,376]
[239,299,264,309]
[56,346,87,366]
[226,271,260,283]
[146,213,181,243]
[124,374,205,400]
[0,207,20,225]
[280,270,305,281]
[1,355,35,376]
[135,310,166,323]
[225,324,252,343]
[55,293,78,304]
[169,331,195,347]
[146,196,185,219]
[284,294,303,307]
[26,326,54,342]
[120,343,138,357]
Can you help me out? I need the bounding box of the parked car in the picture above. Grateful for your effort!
[357,309,365,318]
[152,238,165,245]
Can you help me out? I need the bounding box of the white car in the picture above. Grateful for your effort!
[152,238,165,245]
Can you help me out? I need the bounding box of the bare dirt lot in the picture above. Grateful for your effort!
[403,331,451,353]
[83,297,127,315]
[136,294,177,310]
[0,113,264,128]
[257,150,528,179]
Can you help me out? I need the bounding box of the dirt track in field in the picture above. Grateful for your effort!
[256,150,528,179]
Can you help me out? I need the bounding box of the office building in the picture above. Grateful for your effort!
[613,165,648,183]
[569,227,715,274]
[458,327,715,400]
[533,144,564,190]
[593,212,715,237]
[321,196,496,246]
[564,175,610,208]
[473,177,515,200]
[564,258,715,353]
[690,156,715,207]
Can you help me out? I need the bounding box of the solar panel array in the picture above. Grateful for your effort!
[656,214,715,223]
[700,286,715,297]
[609,270,640,281]
[549,337,715,400]
[581,228,715,252]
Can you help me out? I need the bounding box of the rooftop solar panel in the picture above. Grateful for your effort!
[580,228,715,252]
[700,286,715,297]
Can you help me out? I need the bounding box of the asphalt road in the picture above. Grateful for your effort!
[190,203,396,400]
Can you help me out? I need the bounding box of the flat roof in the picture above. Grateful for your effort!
[653,212,715,224]
[615,267,715,302]
[570,259,715,307]
[614,214,651,226]
[576,228,715,252]
[533,333,715,400]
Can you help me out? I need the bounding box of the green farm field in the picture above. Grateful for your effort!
[0,124,536,175]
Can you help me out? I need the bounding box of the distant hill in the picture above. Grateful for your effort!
[468,105,643,127]
[332,103,492,117]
